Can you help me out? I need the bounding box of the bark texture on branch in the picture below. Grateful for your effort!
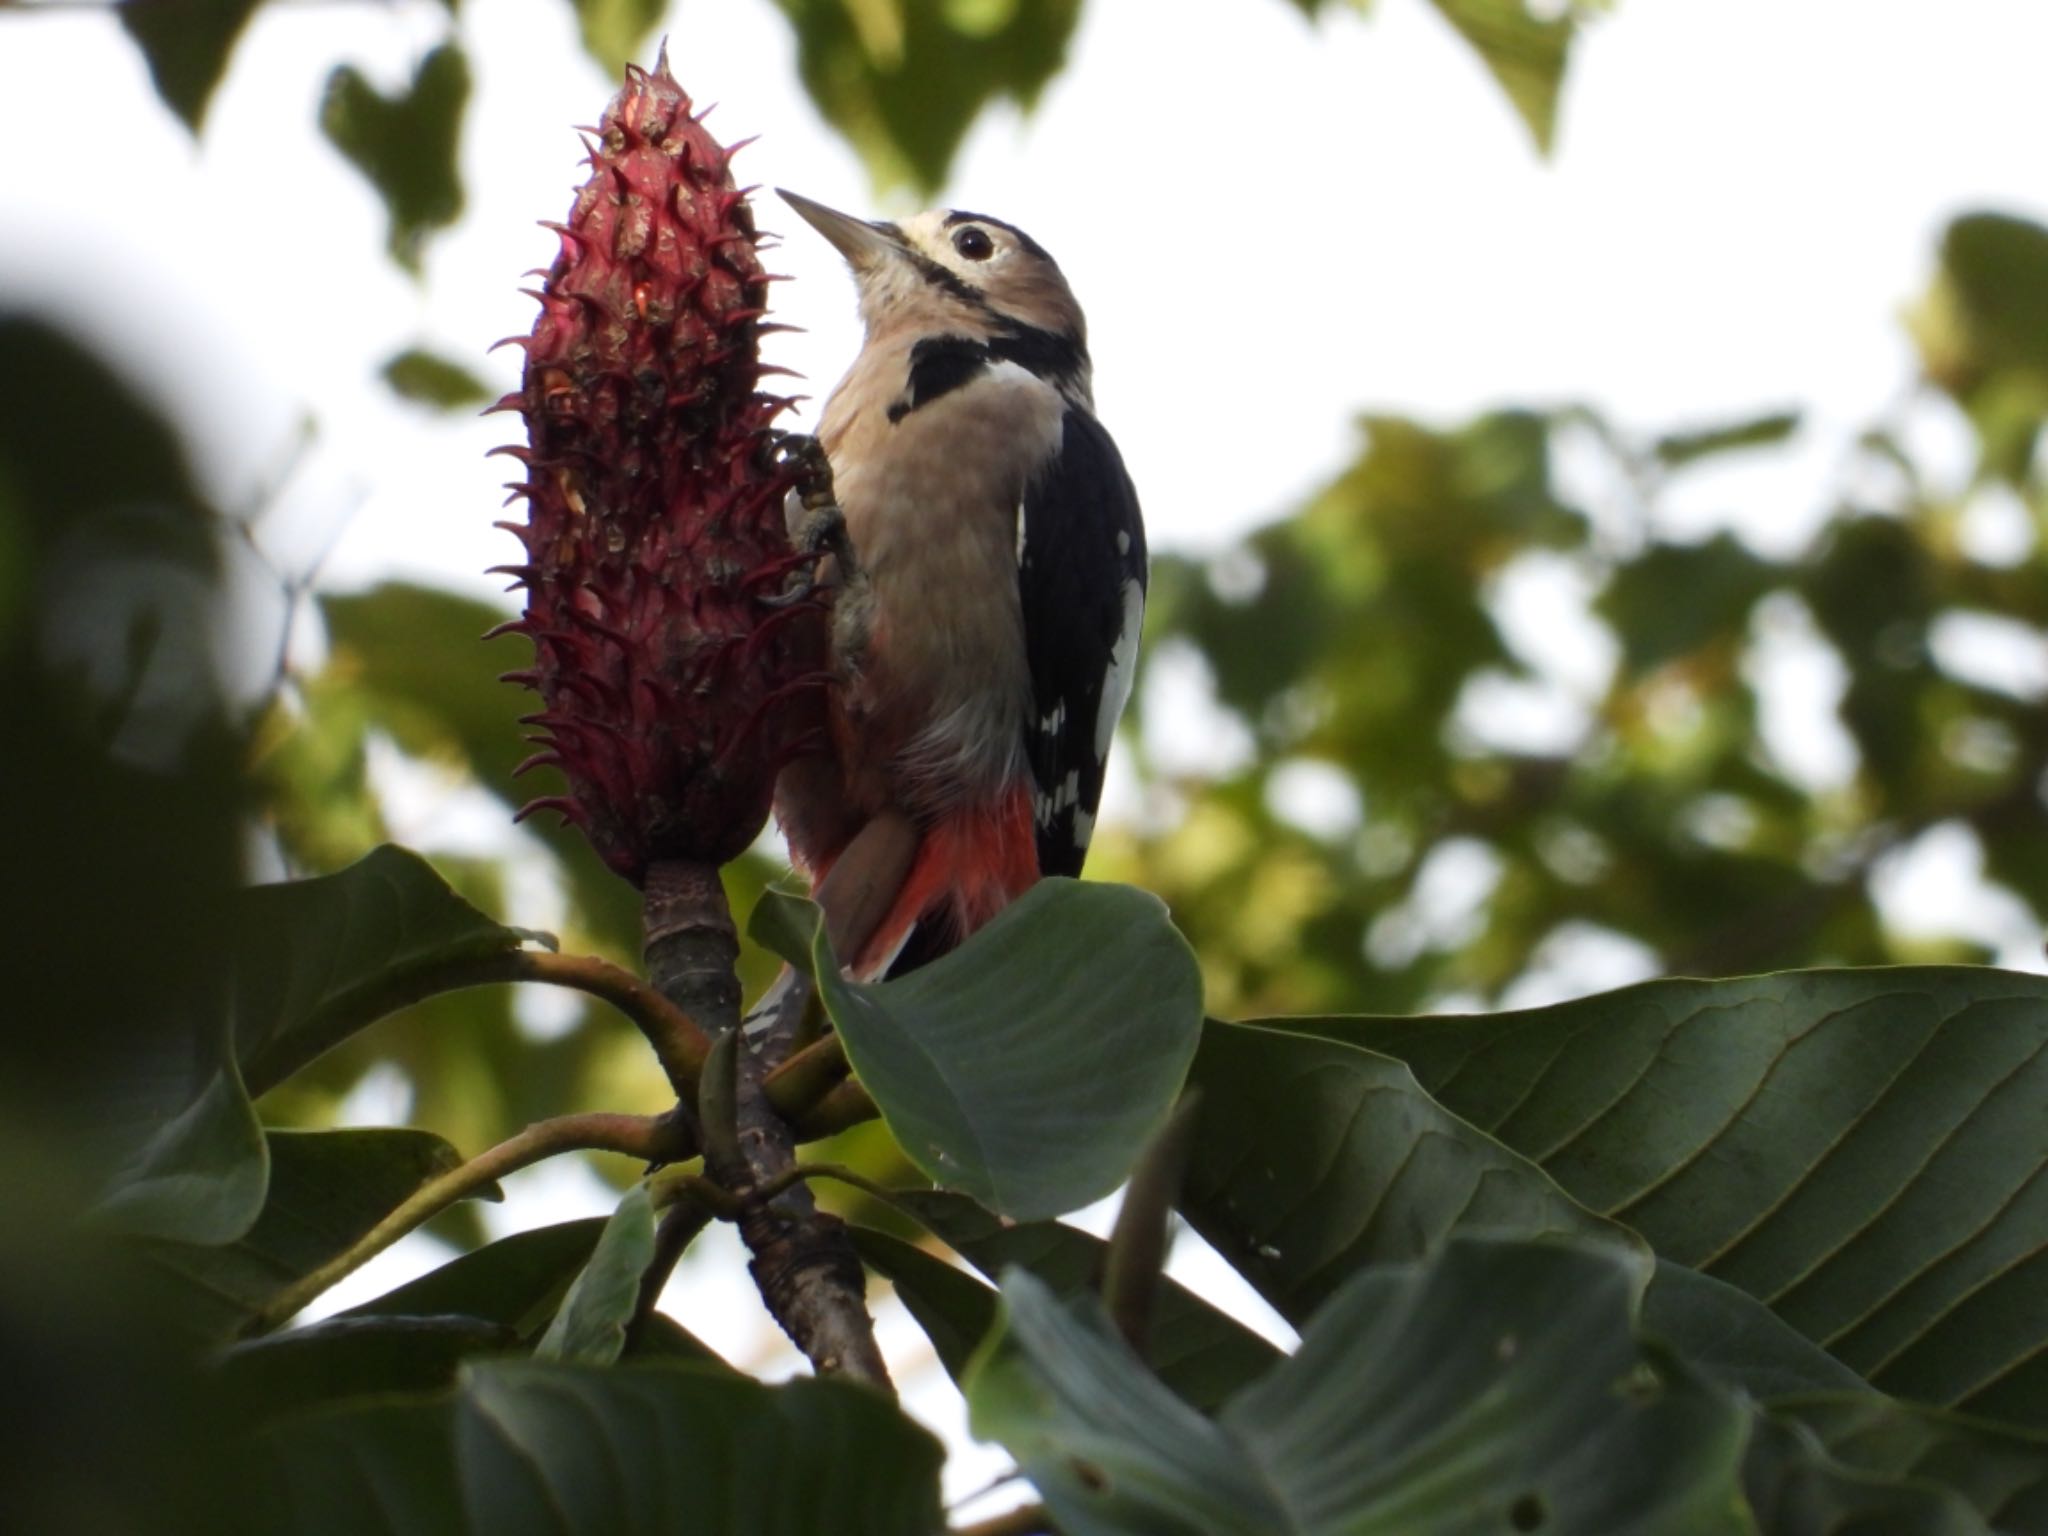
[643,857,891,1389]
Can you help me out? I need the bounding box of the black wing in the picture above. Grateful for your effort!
[1018,406,1148,878]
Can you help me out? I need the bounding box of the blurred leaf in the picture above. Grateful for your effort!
[1599,531,1783,678]
[1771,1395,2048,1530]
[770,0,1083,193]
[380,347,491,410]
[1653,410,1802,471]
[320,581,647,959]
[140,1128,470,1342]
[967,1236,1756,1535]
[320,45,471,273]
[1292,968,2048,1422]
[746,886,820,975]
[1908,212,2048,482]
[344,1217,606,1337]
[533,1184,654,1365]
[861,1187,1282,1410]
[91,1056,266,1246]
[254,1362,947,1534]
[1644,1261,1870,1401]
[1423,0,1594,155]
[570,0,667,75]
[815,879,1203,1221]
[1179,1021,1630,1324]
[1742,1412,1993,1534]
[232,844,530,1096]
[218,1314,514,1428]
[118,0,263,133]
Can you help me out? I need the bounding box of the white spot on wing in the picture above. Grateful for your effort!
[1016,500,1027,565]
[1095,578,1145,760]
[1116,529,1130,556]
[1071,805,1096,849]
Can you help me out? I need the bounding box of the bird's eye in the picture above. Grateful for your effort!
[952,226,995,261]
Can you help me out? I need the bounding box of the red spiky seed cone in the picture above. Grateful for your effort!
[496,54,821,881]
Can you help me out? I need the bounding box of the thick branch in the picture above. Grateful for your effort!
[644,858,891,1388]
[245,1110,675,1337]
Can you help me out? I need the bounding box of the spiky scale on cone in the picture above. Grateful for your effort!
[495,50,829,880]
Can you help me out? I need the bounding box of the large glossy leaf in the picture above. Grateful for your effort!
[91,1054,267,1245]
[1643,1261,1870,1401]
[344,1218,604,1338]
[858,1188,1281,1411]
[140,1127,469,1341]
[1771,1395,2048,1532]
[770,0,1083,193]
[1741,1413,1991,1535]
[533,1185,654,1365]
[1275,969,2048,1421]
[254,1362,946,1536]
[319,45,470,272]
[232,844,530,1096]
[967,1236,1756,1535]
[815,879,1203,1221]
[118,0,263,132]
[218,1314,513,1428]
[1178,1020,1630,1323]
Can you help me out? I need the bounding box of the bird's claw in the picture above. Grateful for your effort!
[762,432,859,608]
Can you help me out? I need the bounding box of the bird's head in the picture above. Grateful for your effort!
[778,191,1087,357]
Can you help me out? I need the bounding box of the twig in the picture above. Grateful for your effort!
[244,1110,675,1336]
[245,945,711,1107]
[1101,1095,1201,1358]
[626,1198,715,1352]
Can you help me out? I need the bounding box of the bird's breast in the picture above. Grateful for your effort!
[814,357,1067,810]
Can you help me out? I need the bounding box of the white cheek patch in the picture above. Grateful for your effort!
[1094,578,1145,761]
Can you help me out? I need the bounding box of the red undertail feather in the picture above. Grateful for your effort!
[853,788,1040,979]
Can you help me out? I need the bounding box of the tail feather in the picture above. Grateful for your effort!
[852,788,1038,980]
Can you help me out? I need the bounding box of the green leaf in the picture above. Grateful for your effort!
[457,1362,944,1534]
[1643,1261,1871,1401]
[91,1055,267,1245]
[770,0,1084,194]
[814,878,1203,1221]
[344,1218,606,1338]
[380,347,491,410]
[533,1184,655,1365]
[1277,968,2048,1422]
[1423,0,1595,155]
[569,0,668,75]
[259,1362,947,1535]
[1771,1395,2048,1531]
[118,0,263,132]
[1741,1413,1992,1535]
[1653,410,1802,470]
[746,886,821,976]
[1179,1020,1631,1323]
[966,1236,1756,1535]
[218,1314,514,1428]
[885,1187,1283,1411]
[319,45,470,273]
[254,1398,467,1536]
[232,844,529,1097]
[850,1225,1000,1381]
[140,1127,470,1342]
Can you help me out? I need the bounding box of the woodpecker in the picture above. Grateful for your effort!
[772,192,1147,979]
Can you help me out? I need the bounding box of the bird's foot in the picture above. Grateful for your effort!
[761,432,859,609]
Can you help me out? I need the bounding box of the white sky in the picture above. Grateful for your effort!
[7,0,2048,1508]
